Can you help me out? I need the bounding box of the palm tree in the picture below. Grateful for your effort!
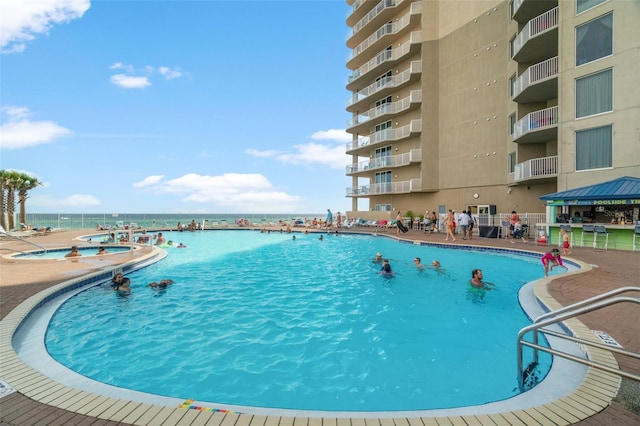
[17,173,41,228]
[0,170,10,230]
[1,170,22,230]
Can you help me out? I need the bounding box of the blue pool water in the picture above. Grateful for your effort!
[45,231,557,412]
[13,245,132,259]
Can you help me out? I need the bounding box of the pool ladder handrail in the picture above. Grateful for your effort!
[517,286,640,390]
[0,233,48,255]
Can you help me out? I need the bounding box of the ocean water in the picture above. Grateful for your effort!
[23,213,325,231]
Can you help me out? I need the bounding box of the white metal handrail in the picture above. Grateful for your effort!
[517,287,640,389]
[0,231,47,254]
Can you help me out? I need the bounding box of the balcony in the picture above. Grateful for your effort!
[346,149,422,175]
[512,56,558,103]
[346,119,422,154]
[512,7,558,63]
[347,2,421,68]
[347,31,421,90]
[346,90,421,131]
[347,0,407,48]
[346,61,422,111]
[513,106,558,144]
[346,0,367,25]
[346,178,422,197]
[513,155,558,182]
[511,0,557,24]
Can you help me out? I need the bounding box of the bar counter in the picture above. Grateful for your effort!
[535,223,640,251]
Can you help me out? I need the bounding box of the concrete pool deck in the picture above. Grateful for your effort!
[1,228,638,425]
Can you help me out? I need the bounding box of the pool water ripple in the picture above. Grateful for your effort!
[44,231,558,411]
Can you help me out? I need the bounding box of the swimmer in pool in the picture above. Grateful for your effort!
[65,246,82,258]
[116,279,131,296]
[468,269,495,290]
[380,259,392,274]
[111,273,129,289]
[413,257,424,270]
[147,279,174,288]
[373,252,383,264]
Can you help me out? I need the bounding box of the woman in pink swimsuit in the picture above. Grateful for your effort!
[541,248,565,277]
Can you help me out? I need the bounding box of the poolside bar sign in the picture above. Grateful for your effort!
[547,198,640,206]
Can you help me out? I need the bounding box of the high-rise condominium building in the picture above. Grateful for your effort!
[344,0,640,218]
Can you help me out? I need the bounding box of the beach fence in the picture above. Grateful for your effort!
[20,213,325,231]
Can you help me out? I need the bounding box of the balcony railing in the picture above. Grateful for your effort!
[347,31,421,85]
[349,0,403,41]
[346,149,422,174]
[347,119,422,153]
[512,56,558,101]
[346,90,421,129]
[511,0,557,23]
[513,106,558,140]
[347,2,421,63]
[346,60,422,108]
[514,155,558,181]
[346,178,422,196]
[512,7,558,59]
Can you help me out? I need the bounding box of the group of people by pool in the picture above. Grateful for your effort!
[373,252,443,275]
[371,248,567,291]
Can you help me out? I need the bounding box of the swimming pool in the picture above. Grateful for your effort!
[40,230,563,413]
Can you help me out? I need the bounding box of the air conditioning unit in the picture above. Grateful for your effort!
[595,206,605,212]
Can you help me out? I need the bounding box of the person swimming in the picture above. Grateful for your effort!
[380,259,393,274]
[147,279,174,288]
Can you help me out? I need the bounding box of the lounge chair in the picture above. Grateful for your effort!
[0,225,36,238]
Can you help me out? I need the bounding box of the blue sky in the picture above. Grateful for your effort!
[0,0,357,215]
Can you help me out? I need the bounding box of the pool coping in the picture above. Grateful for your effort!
[0,238,623,425]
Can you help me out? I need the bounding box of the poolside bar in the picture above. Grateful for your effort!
[538,176,640,251]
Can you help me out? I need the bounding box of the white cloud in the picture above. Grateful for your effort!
[159,66,183,80]
[29,193,101,208]
[0,0,90,54]
[311,129,351,143]
[110,74,151,89]
[108,63,185,89]
[246,129,349,170]
[109,62,134,72]
[134,172,303,213]
[133,175,164,188]
[276,143,346,170]
[0,105,71,149]
[245,148,282,158]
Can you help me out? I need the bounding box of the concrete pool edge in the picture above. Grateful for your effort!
[1,241,623,424]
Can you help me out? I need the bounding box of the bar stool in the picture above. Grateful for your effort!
[580,224,595,247]
[558,224,573,248]
[633,225,640,251]
[593,225,613,250]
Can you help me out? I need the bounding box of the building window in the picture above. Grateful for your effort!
[509,73,516,98]
[374,146,392,167]
[509,35,516,58]
[576,68,612,118]
[576,12,613,66]
[374,204,392,211]
[576,125,612,170]
[508,152,516,173]
[375,171,392,193]
[577,0,607,15]
[509,113,516,135]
